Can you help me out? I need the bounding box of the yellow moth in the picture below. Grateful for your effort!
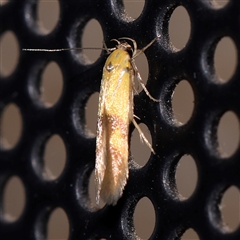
[95,36,160,205]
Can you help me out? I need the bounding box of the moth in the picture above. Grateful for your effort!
[95,36,160,205]
[22,36,160,206]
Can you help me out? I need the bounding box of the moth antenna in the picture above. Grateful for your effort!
[22,47,104,52]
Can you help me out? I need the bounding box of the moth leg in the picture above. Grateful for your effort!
[132,83,139,95]
[133,114,140,120]
[133,35,161,59]
[130,58,160,102]
[132,118,155,154]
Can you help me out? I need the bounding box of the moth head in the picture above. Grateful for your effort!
[117,41,133,55]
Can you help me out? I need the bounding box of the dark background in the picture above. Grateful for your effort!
[0,0,239,239]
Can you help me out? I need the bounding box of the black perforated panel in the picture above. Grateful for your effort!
[0,0,240,239]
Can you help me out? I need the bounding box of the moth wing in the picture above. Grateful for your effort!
[95,74,109,205]
[95,49,133,205]
[99,54,133,205]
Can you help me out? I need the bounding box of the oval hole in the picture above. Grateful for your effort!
[175,155,198,199]
[123,0,145,20]
[220,186,240,232]
[212,0,230,8]
[169,6,191,51]
[0,31,19,77]
[214,37,237,83]
[82,19,103,63]
[181,228,200,239]
[134,52,149,88]
[134,197,156,239]
[40,61,63,107]
[47,208,69,240]
[131,123,153,167]
[217,111,239,157]
[2,176,26,222]
[0,0,9,6]
[85,92,99,136]
[37,0,60,34]
[42,134,66,180]
[172,80,195,125]
[0,103,22,150]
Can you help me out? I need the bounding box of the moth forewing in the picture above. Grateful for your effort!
[95,49,133,205]
[95,79,107,205]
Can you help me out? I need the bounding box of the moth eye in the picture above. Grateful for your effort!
[106,62,114,72]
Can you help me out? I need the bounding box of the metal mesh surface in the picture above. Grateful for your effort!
[0,0,240,239]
